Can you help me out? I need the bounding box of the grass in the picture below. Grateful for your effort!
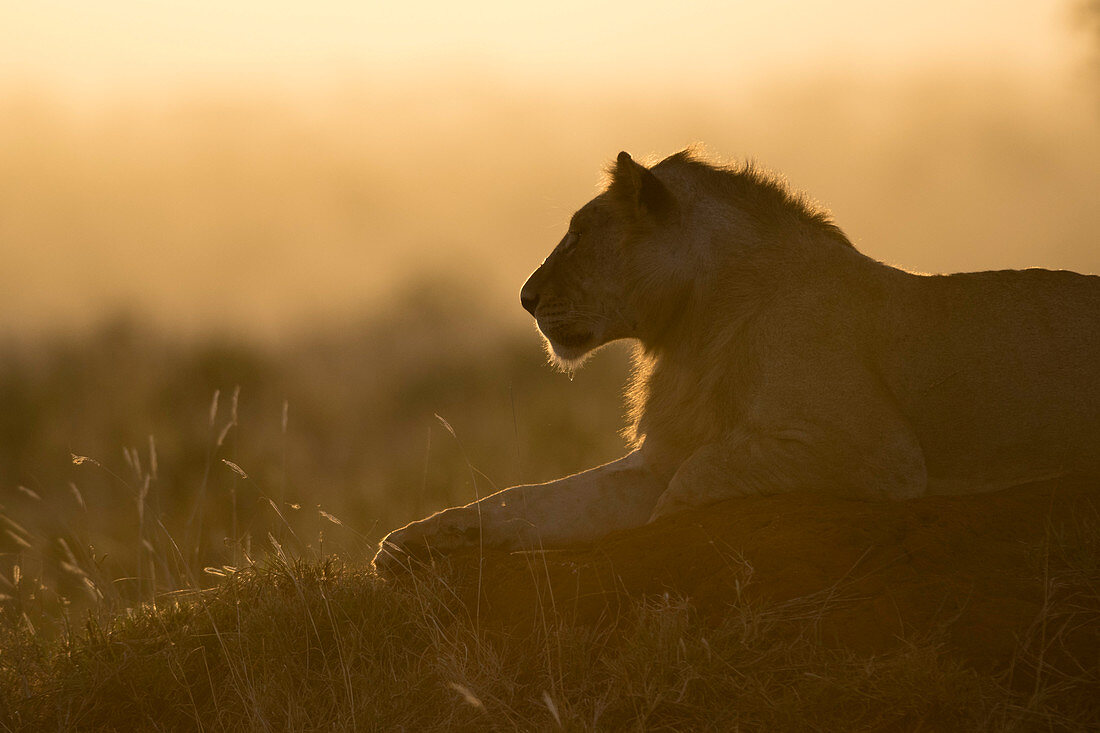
[0,298,629,631]
[0,555,1043,732]
[3,486,1099,730]
[6,537,1098,732]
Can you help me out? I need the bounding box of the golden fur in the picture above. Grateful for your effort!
[374,150,1100,572]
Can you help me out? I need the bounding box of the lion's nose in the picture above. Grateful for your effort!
[520,285,539,316]
[521,267,545,316]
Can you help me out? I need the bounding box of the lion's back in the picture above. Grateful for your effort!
[881,267,1100,487]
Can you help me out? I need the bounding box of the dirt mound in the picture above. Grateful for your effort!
[439,476,1099,673]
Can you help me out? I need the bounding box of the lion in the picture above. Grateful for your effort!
[373,149,1100,573]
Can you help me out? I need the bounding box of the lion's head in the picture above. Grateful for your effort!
[520,152,689,369]
[521,150,855,371]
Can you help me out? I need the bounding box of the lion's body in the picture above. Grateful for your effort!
[638,256,1100,495]
[374,151,1100,571]
[874,268,1100,491]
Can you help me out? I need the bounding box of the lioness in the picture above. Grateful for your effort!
[374,150,1100,572]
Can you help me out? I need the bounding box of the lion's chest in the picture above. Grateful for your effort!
[638,346,761,452]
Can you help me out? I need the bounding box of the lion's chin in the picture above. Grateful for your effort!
[541,331,598,372]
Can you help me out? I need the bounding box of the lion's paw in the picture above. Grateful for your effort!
[371,507,485,576]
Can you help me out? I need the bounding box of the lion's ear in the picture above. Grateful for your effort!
[609,151,678,223]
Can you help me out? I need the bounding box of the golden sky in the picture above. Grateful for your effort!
[0,1,1096,338]
[0,1,1074,94]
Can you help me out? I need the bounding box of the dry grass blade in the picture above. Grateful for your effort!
[543,691,562,728]
[435,413,457,439]
[208,389,221,427]
[4,530,31,549]
[448,682,485,709]
[318,510,343,527]
[221,459,249,479]
[68,482,86,511]
[16,486,41,501]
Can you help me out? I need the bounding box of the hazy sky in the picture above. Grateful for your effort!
[1,1,1097,338]
[0,1,1075,94]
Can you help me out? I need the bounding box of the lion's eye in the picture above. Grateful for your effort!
[563,231,580,250]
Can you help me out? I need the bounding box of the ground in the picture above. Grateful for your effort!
[431,476,1099,675]
[6,476,1098,730]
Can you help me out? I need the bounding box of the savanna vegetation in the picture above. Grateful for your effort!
[0,292,626,728]
[6,554,1086,731]
[0,288,629,624]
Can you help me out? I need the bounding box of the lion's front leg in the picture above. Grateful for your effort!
[374,448,668,574]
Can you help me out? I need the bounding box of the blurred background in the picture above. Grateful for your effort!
[1,1,1099,619]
